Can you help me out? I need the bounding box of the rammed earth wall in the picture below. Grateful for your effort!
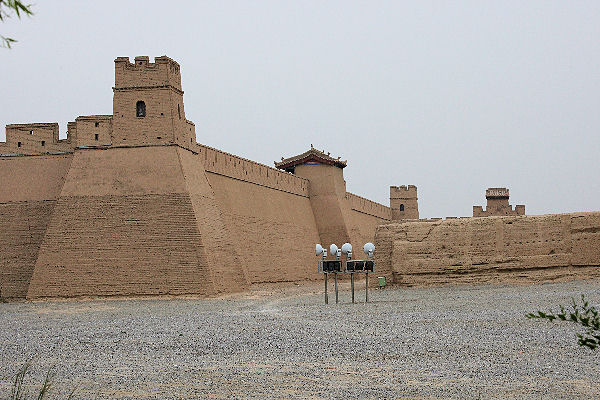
[0,144,388,300]
[375,213,600,287]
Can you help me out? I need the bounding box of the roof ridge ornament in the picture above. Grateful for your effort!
[275,147,347,170]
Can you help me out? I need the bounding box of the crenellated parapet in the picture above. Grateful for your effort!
[473,187,525,217]
[346,192,391,220]
[114,55,182,92]
[198,144,310,197]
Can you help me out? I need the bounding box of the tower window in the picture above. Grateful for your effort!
[136,101,146,117]
[29,130,33,135]
[17,142,22,147]
[400,204,405,211]
[94,134,99,141]
[178,104,181,119]
[95,122,100,127]
[41,141,45,146]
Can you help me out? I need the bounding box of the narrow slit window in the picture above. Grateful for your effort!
[41,141,45,146]
[17,142,22,147]
[94,134,99,141]
[95,122,100,127]
[177,104,181,119]
[400,204,405,211]
[136,101,146,117]
[29,130,33,135]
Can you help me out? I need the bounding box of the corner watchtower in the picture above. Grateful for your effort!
[390,185,419,220]
[112,56,194,146]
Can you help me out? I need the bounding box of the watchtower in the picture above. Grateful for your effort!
[390,185,419,220]
[473,187,525,217]
[112,56,194,146]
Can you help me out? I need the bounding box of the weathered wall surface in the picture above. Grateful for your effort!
[0,155,72,299]
[375,213,600,286]
[206,172,321,284]
[177,148,248,293]
[343,192,390,256]
[0,144,390,300]
[27,147,216,299]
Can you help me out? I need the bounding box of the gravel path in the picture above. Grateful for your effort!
[1,280,599,399]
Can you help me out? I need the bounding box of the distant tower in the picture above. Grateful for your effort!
[390,185,419,220]
[473,187,525,217]
[112,56,195,146]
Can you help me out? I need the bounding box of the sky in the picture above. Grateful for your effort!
[2,1,599,218]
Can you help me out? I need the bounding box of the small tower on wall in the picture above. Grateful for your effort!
[275,147,350,246]
[390,185,419,220]
[473,187,525,217]
[112,56,195,146]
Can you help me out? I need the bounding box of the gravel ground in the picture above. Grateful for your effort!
[1,279,600,399]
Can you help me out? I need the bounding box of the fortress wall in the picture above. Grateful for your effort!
[1,124,74,155]
[27,146,216,299]
[0,154,73,299]
[177,148,248,293]
[198,144,309,197]
[0,201,57,300]
[0,155,73,202]
[205,171,322,283]
[345,192,391,220]
[375,212,600,287]
[338,194,392,285]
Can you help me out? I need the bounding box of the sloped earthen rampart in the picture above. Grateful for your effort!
[375,212,600,286]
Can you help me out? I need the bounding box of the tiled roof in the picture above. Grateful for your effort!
[275,147,347,170]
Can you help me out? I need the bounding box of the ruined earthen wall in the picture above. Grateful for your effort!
[375,213,600,287]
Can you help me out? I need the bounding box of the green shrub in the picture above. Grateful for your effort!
[527,294,600,350]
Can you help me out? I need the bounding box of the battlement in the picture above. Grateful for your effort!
[114,55,182,92]
[346,192,391,220]
[474,187,525,217]
[197,143,310,197]
[390,185,418,199]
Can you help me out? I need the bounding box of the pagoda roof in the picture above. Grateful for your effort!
[275,147,347,170]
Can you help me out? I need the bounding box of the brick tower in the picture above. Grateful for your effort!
[112,56,195,147]
[390,185,419,220]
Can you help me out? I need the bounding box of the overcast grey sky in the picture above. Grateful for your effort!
[2,1,599,218]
